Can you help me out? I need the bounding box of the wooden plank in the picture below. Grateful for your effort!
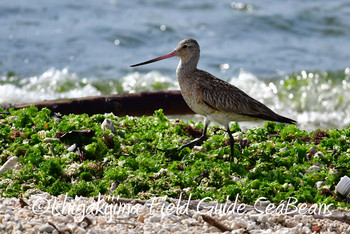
[1,90,195,116]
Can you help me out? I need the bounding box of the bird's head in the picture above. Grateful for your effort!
[173,38,200,61]
[130,38,200,67]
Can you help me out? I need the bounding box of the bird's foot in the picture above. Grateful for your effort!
[228,142,242,162]
[157,147,184,160]
[157,135,207,160]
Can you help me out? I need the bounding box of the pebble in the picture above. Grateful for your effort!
[149,216,162,223]
[43,138,60,143]
[314,151,324,158]
[258,214,269,223]
[38,224,55,233]
[137,214,145,223]
[305,165,320,173]
[192,145,206,153]
[101,119,115,133]
[279,147,288,152]
[75,227,87,234]
[309,146,317,154]
[233,132,243,137]
[236,218,249,228]
[67,143,77,152]
[0,193,347,233]
[315,181,325,190]
[0,156,19,174]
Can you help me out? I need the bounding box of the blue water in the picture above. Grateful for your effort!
[1,0,350,129]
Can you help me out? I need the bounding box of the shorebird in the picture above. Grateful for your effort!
[131,38,296,161]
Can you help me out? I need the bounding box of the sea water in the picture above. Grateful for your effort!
[1,0,350,130]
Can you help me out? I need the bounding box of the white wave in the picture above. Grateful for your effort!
[121,71,179,93]
[0,68,101,104]
[1,68,349,130]
[0,69,179,105]
[229,69,350,130]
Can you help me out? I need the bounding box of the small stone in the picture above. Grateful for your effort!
[315,181,325,190]
[137,214,145,223]
[67,143,77,152]
[247,223,258,230]
[233,132,243,137]
[305,165,320,173]
[257,214,269,223]
[284,219,295,228]
[231,176,244,185]
[235,218,248,228]
[110,182,117,191]
[193,146,206,153]
[38,224,55,233]
[0,204,9,213]
[277,214,286,223]
[302,226,311,234]
[183,187,191,193]
[279,147,288,152]
[170,225,181,232]
[181,218,198,226]
[75,227,87,234]
[208,226,220,232]
[309,146,317,154]
[3,214,11,222]
[101,119,115,133]
[157,228,169,234]
[67,223,78,233]
[5,223,14,232]
[309,165,320,171]
[311,224,321,232]
[22,223,33,229]
[44,155,54,159]
[314,151,324,159]
[149,216,161,223]
[0,156,19,174]
[43,138,60,143]
[247,213,259,222]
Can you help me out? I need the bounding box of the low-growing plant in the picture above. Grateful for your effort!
[0,106,349,209]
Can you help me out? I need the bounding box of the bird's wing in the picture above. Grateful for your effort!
[197,70,292,122]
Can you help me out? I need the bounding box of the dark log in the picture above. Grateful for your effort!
[1,90,195,116]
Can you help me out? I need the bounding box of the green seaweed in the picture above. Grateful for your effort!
[0,106,349,209]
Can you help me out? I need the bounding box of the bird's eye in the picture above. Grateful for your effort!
[182,45,188,49]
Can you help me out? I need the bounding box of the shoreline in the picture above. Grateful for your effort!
[1,106,350,233]
[1,193,350,233]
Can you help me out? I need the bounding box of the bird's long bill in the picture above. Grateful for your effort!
[130,50,176,67]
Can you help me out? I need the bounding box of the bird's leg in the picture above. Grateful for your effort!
[158,118,209,155]
[177,120,209,151]
[226,125,235,161]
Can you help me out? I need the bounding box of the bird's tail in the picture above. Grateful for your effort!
[275,114,297,125]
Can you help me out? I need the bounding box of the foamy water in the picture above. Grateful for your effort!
[1,0,350,130]
[2,68,349,130]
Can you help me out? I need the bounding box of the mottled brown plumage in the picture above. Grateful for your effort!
[131,38,296,160]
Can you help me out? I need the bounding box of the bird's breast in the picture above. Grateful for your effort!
[178,77,216,117]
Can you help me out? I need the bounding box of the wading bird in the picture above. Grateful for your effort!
[131,38,296,161]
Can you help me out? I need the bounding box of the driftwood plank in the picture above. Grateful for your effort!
[1,90,194,116]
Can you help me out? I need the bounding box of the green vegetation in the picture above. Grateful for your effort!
[0,106,349,209]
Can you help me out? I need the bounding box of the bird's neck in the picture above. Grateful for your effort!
[176,56,199,77]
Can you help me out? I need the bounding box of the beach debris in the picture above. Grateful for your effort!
[0,156,19,174]
[101,119,115,133]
